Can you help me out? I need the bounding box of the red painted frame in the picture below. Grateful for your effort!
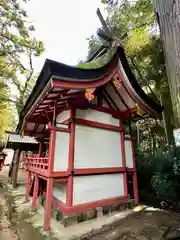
[75,118,123,132]
[66,108,76,207]
[120,119,128,196]
[52,194,129,215]
[32,173,39,209]
[44,178,53,231]
[25,171,31,202]
[51,67,118,89]
[28,167,135,177]
[25,104,139,231]
[48,129,56,175]
[131,139,139,205]
[74,167,126,175]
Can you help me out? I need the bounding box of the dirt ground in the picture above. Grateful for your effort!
[0,167,180,240]
[0,167,51,240]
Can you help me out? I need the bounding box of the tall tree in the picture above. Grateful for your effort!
[0,80,15,147]
[153,0,180,128]
[85,0,175,149]
[0,0,44,144]
[0,0,44,115]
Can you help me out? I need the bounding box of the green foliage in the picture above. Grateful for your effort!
[136,147,180,204]
[77,49,115,69]
[95,0,178,204]
[0,80,15,147]
[0,0,44,115]
[96,0,174,147]
[151,173,175,201]
[0,0,44,144]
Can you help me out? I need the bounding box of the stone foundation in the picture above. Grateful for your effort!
[39,196,133,228]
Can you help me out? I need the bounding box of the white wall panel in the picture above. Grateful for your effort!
[73,174,124,205]
[54,131,69,171]
[53,182,67,203]
[76,109,119,126]
[56,110,70,123]
[102,99,109,108]
[74,125,122,168]
[125,140,133,168]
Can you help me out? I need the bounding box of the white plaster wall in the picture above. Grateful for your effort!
[125,140,133,168]
[52,182,67,203]
[102,99,109,108]
[74,125,122,168]
[53,131,69,171]
[56,110,70,124]
[76,109,119,126]
[73,174,124,205]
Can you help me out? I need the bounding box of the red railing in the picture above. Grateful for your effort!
[26,154,49,173]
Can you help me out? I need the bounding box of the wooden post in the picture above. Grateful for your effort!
[120,119,128,196]
[11,149,21,188]
[133,172,139,205]
[32,174,39,209]
[66,108,76,207]
[48,130,56,176]
[131,140,139,205]
[25,171,31,202]
[44,178,53,231]
[39,141,45,156]
[8,150,16,184]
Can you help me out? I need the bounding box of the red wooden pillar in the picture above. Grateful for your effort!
[133,172,139,205]
[43,127,56,231]
[25,171,31,202]
[67,108,76,207]
[48,129,56,175]
[44,178,53,231]
[120,119,128,196]
[131,140,139,205]
[32,173,39,209]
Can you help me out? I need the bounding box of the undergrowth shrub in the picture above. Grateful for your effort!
[136,147,180,205]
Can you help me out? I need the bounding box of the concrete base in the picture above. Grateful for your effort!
[38,196,132,228]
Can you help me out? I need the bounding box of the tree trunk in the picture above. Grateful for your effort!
[160,92,175,146]
[153,0,180,127]
[11,149,21,188]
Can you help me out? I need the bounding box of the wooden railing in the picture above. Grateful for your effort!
[26,154,49,172]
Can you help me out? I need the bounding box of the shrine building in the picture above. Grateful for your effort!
[17,46,162,231]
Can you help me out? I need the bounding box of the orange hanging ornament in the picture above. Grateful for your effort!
[85,88,95,102]
[135,103,142,116]
[113,74,121,89]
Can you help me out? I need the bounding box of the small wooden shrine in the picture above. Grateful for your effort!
[5,131,38,187]
[17,46,162,231]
